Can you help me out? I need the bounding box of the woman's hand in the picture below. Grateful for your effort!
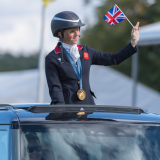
[131,22,140,48]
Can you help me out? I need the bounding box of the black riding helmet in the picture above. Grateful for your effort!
[51,11,85,38]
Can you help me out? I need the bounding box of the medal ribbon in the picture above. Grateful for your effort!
[63,48,83,89]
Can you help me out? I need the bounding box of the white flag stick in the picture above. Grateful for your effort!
[115,4,134,28]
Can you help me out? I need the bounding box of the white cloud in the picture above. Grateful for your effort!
[0,0,101,56]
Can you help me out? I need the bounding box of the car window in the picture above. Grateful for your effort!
[0,130,8,160]
[20,123,160,160]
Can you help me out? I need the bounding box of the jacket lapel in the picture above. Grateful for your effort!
[54,43,84,64]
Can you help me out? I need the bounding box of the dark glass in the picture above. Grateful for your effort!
[20,122,160,160]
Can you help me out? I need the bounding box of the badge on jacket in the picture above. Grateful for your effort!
[58,58,61,62]
[83,52,89,60]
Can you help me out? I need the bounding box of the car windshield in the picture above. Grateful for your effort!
[20,122,160,160]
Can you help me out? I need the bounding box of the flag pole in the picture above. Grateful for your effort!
[38,4,45,103]
[125,17,134,28]
[38,0,55,103]
[115,4,134,28]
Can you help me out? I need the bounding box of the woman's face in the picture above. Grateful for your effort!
[27,139,42,160]
[58,27,80,45]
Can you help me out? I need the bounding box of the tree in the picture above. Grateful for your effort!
[0,53,38,72]
[80,0,160,92]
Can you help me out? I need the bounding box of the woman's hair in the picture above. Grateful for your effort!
[25,132,40,142]
[21,132,41,160]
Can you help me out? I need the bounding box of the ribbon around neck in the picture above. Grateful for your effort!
[63,48,83,89]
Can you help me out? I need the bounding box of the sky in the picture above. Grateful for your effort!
[0,0,101,56]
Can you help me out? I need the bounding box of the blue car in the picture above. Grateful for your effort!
[1,104,160,160]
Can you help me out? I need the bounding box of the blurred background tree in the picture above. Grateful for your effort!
[81,0,160,92]
[0,53,38,72]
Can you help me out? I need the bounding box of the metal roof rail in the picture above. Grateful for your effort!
[27,105,144,114]
[11,103,49,110]
[0,104,13,110]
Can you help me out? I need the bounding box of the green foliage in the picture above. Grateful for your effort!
[138,46,160,92]
[80,0,160,92]
[0,53,38,72]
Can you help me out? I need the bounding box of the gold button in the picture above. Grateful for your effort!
[78,81,80,84]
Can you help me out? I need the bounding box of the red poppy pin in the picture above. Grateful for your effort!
[83,52,89,60]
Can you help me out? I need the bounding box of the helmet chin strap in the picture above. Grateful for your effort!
[60,29,64,63]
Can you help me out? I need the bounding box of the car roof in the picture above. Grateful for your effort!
[1,104,160,124]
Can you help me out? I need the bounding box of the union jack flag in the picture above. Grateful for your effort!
[103,5,127,25]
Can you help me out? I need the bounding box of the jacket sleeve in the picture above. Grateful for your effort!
[88,42,137,66]
[45,56,65,105]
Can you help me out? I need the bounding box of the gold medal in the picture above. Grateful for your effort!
[77,89,86,100]
[77,112,85,116]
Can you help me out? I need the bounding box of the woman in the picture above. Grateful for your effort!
[45,11,140,105]
[25,132,55,160]
[25,133,43,160]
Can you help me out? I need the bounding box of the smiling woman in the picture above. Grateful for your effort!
[58,27,80,45]
[45,11,139,105]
